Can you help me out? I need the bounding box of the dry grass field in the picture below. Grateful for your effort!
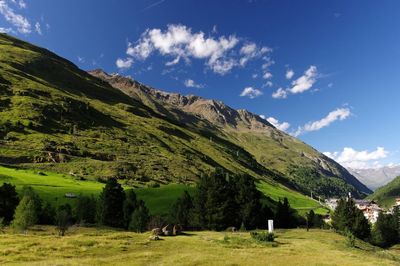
[1,227,400,265]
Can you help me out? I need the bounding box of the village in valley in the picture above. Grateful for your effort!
[325,194,400,224]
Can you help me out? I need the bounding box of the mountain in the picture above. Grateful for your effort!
[369,175,400,207]
[0,33,370,197]
[349,166,400,191]
[89,70,371,197]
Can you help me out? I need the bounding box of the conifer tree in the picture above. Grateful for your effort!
[123,189,138,228]
[170,190,193,228]
[96,178,126,227]
[129,200,149,232]
[372,213,399,247]
[75,195,96,224]
[11,196,38,232]
[0,183,19,224]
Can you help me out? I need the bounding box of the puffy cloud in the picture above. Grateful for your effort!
[265,116,290,131]
[293,108,351,136]
[289,65,317,94]
[324,147,388,169]
[272,66,318,99]
[121,24,272,75]
[116,58,133,69]
[286,69,294,79]
[0,0,31,33]
[240,87,263,99]
[272,88,287,99]
[184,79,204,88]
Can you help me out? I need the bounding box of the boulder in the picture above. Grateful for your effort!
[162,224,174,236]
[151,228,162,236]
[173,224,183,235]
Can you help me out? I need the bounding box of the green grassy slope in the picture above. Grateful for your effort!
[1,227,399,265]
[0,33,275,184]
[368,176,400,208]
[0,165,325,215]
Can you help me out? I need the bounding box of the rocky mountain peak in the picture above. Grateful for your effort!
[89,69,275,131]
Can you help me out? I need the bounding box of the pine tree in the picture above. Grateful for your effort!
[96,178,126,227]
[75,195,96,224]
[170,190,194,228]
[372,213,398,248]
[233,174,263,230]
[128,200,149,232]
[11,196,38,232]
[40,202,55,225]
[123,190,137,229]
[0,183,19,224]
[193,171,237,230]
[332,198,370,240]
[275,198,296,228]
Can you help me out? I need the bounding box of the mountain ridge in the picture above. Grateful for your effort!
[88,68,371,197]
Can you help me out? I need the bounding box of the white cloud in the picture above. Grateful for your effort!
[286,69,294,79]
[184,79,204,88]
[265,116,290,131]
[263,72,272,79]
[0,26,12,33]
[293,107,351,136]
[263,81,273,88]
[271,65,318,99]
[324,147,388,169]
[35,22,42,35]
[122,24,272,75]
[116,58,133,69]
[272,88,287,99]
[0,0,31,33]
[240,87,263,99]
[289,65,317,94]
[239,43,271,66]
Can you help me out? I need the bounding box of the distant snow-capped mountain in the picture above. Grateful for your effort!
[349,166,400,191]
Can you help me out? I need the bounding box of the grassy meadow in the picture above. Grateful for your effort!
[0,165,326,215]
[1,226,399,265]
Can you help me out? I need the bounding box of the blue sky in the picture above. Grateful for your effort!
[1,0,399,169]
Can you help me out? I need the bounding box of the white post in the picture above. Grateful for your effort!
[268,220,274,233]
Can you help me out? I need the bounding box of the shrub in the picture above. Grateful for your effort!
[250,231,275,242]
[345,230,356,248]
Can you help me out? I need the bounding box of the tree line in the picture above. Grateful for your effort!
[0,171,323,235]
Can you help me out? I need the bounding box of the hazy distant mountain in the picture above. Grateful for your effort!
[349,166,400,191]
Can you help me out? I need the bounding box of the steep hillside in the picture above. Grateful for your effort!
[0,33,274,184]
[90,70,371,197]
[369,175,400,207]
[0,33,370,198]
